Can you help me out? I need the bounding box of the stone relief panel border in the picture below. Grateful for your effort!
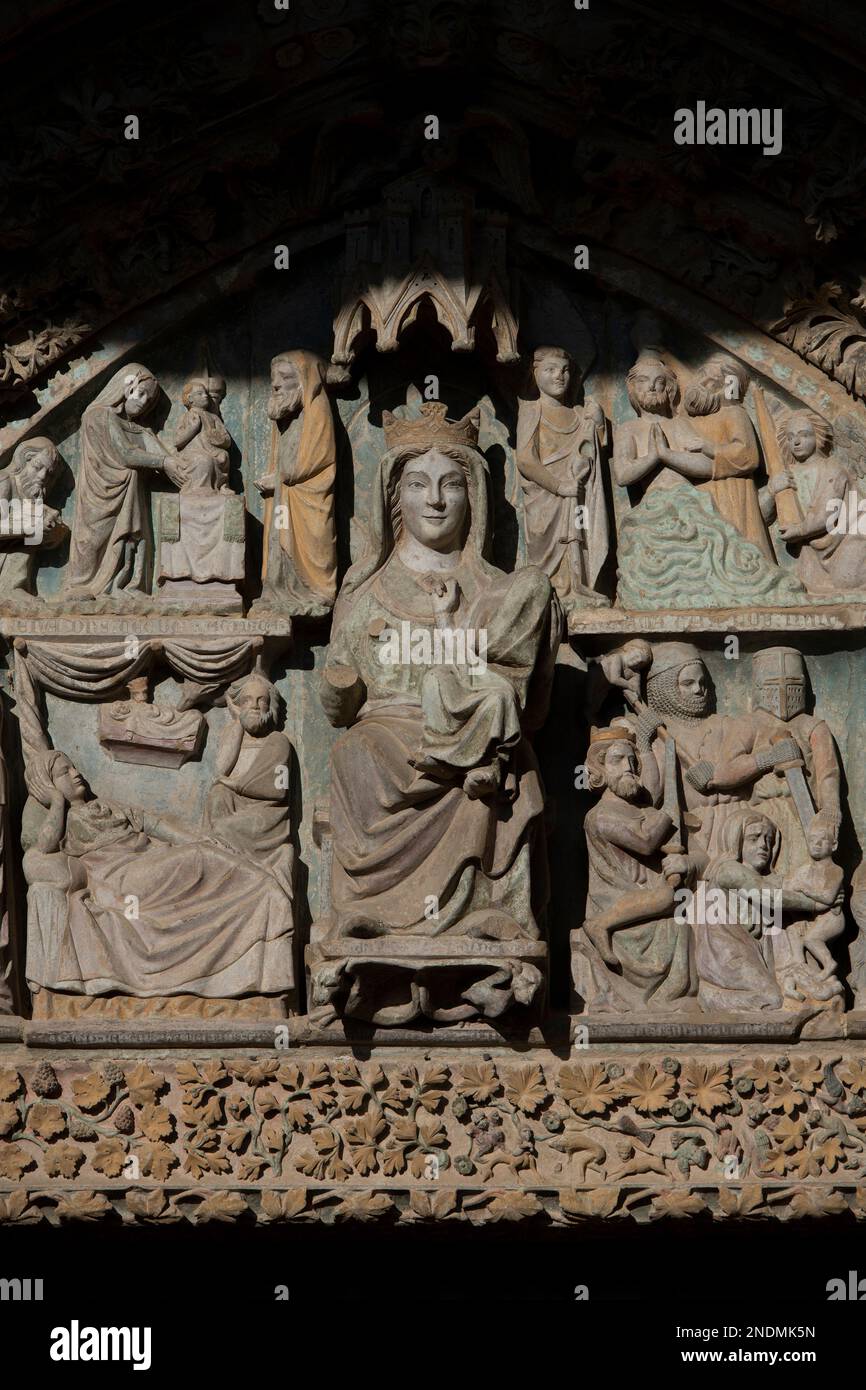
[1,1047,866,1223]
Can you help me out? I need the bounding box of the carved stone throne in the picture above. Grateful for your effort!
[306,801,548,1029]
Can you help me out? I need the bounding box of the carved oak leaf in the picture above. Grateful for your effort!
[91,1138,128,1178]
[559,1063,617,1116]
[815,1136,845,1172]
[256,1089,280,1117]
[182,1146,231,1180]
[772,1114,806,1155]
[785,1055,824,1093]
[558,1187,620,1221]
[319,1191,394,1223]
[503,1064,548,1116]
[0,1101,19,1137]
[284,1100,314,1131]
[760,1146,791,1178]
[0,1190,38,1223]
[176,1062,203,1087]
[71,1073,111,1112]
[225,1124,250,1154]
[137,1140,179,1181]
[237,1156,269,1182]
[454,1063,500,1103]
[380,1144,409,1177]
[138,1104,174,1142]
[408,1190,458,1221]
[44,1142,85,1179]
[261,1117,286,1152]
[767,1080,802,1116]
[838,1060,866,1093]
[332,1060,378,1113]
[232,1060,278,1087]
[0,1069,22,1101]
[181,1092,223,1127]
[124,1064,166,1107]
[781,1187,848,1220]
[647,1191,707,1221]
[191,1192,249,1224]
[790,1149,821,1180]
[619,1062,675,1114]
[411,1067,450,1114]
[465,1191,544,1224]
[679,1063,731,1116]
[714,1186,764,1219]
[126,1189,167,1221]
[297,1126,352,1182]
[342,1109,388,1175]
[276,1063,304,1091]
[198,1061,230,1087]
[0,1144,34,1181]
[260,1189,307,1222]
[733,1058,780,1092]
[54,1192,113,1222]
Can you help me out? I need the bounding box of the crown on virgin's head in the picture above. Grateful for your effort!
[382,401,480,452]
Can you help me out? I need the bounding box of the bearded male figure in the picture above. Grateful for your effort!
[615,353,803,608]
[572,724,696,1014]
[253,350,339,617]
[0,436,65,600]
[203,670,294,896]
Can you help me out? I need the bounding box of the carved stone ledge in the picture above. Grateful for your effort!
[567,604,866,636]
[1,1046,864,1223]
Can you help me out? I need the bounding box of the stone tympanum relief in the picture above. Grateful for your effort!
[3,223,866,1228]
[516,345,610,615]
[308,402,560,1027]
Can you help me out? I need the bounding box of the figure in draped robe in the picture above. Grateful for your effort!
[253,350,338,618]
[64,364,171,602]
[516,345,610,614]
[309,401,561,1025]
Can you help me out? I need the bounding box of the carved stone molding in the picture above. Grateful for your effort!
[2,1047,865,1223]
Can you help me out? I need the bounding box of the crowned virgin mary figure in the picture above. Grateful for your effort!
[311,402,562,1023]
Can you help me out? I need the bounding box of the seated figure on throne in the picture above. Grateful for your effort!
[309,402,561,1026]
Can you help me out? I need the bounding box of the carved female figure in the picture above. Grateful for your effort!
[64,364,170,601]
[319,402,561,945]
[22,750,294,1001]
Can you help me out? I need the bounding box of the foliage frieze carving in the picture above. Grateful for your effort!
[1,1051,866,1223]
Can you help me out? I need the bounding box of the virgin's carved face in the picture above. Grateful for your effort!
[53,756,88,804]
[124,376,158,419]
[741,818,775,873]
[399,449,468,553]
[534,355,570,401]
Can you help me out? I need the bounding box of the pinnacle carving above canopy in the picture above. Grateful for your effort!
[332,178,519,366]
